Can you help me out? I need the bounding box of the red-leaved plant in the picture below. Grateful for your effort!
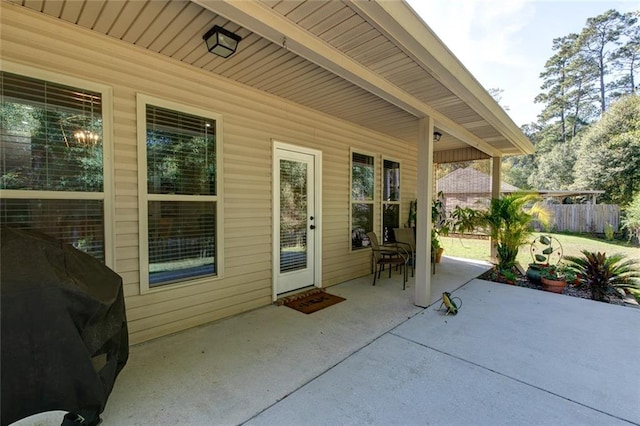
[564,251,640,302]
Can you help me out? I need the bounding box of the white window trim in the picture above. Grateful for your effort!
[0,61,115,268]
[381,156,402,239]
[136,94,224,293]
[349,148,377,251]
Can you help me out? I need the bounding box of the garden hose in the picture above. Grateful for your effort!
[440,292,462,315]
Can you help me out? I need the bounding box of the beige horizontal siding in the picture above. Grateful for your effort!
[1,3,420,344]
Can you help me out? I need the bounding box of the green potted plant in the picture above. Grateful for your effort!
[539,264,573,293]
[499,268,518,285]
[431,228,442,262]
[449,205,481,235]
[431,192,449,262]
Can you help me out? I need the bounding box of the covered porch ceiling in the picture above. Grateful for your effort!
[6,0,534,160]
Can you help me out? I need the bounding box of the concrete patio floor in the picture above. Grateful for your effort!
[15,257,640,426]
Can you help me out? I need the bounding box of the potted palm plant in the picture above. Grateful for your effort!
[475,193,550,274]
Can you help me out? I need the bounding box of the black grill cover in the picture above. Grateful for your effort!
[1,228,128,425]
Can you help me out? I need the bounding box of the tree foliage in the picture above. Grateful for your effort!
[529,138,580,190]
[572,94,640,206]
[512,7,639,210]
[535,34,596,143]
[611,11,640,97]
[577,9,632,113]
[621,191,640,243]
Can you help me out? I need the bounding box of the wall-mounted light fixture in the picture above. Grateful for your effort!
[433,131,442,142]
[203,25,242,58]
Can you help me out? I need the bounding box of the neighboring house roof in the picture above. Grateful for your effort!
[437,168,606,203]
[436,167,519,194]
[3,0,534,161]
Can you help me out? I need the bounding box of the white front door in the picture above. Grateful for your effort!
[273,143,321,296]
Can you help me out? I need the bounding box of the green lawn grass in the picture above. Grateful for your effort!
[440,233,640,267]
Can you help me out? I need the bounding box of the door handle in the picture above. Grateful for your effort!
[310,225,316,230]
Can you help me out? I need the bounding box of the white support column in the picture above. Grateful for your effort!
[490,156,502,262]
[415,117,434,307]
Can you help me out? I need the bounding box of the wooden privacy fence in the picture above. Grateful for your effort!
[534,204,619,233]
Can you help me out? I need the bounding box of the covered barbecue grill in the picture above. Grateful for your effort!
[1,228,128,425]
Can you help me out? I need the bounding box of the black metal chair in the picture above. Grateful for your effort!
[366,231,408,289]
[393,228,416,277]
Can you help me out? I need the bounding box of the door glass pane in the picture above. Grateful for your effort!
[280,159,307,272]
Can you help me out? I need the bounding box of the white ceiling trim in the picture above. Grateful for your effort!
[351,1,534,155]
[193,0,502,157]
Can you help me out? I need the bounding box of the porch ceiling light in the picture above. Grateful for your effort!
[203,25,242,58]
[433,131,442,142]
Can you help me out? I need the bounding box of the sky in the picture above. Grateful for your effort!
[405,0,640,127]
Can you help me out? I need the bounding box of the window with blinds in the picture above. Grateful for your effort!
[0,71,106,261]
[382,159,400,243]
[140,99,219,288]
[351,151,375,250]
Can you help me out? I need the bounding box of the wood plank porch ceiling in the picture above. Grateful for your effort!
[7,0,534,157]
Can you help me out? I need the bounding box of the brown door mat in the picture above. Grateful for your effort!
[278,289,346,314]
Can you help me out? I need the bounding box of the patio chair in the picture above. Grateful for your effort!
[393,227,437,275]
[366,232,408,290]
[393,228,415,277]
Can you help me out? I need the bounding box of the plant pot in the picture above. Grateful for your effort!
[541,277,566,294]
[435,247,444,263]
[526,263,543,284]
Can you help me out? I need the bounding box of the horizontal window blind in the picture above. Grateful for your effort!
[148,200,216,286]
[279,159,307,273]
[146,105,216,196]
[1,71,103,192]
[351,152,374,201]
[0,198,105,261]
[352,203,374,249]
[351,152,375,249]
[383,159,401,243]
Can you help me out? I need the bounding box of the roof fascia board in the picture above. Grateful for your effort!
[192,0,501,157]
[350,0,534,155]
